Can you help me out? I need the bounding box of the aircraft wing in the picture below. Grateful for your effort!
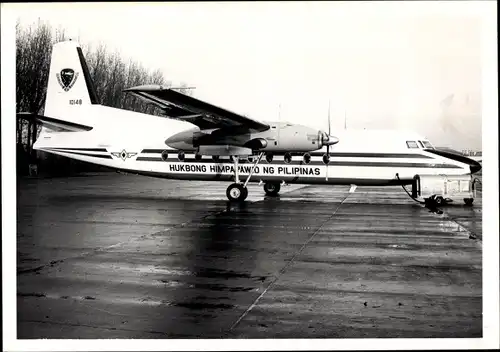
[123,85,269,132]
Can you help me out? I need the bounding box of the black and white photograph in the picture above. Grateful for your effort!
[2,1,498,351]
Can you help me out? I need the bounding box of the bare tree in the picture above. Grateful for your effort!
[16,19,53,157]
[85,43,108,103]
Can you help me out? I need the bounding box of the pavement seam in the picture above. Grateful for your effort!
[17,210,223,275]
[226,189,352,335]
[20,319,173,337]
[436,209,482,245]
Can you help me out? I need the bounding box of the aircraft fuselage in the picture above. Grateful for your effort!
[34,105,478,187]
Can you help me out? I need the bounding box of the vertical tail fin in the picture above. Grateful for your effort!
[44,40,99,120]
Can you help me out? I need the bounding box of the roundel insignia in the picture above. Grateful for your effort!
[56,68,79,92]
[111,149,138,161]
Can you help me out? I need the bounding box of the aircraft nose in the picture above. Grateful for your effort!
[424,148,482,175]
[470,161,482,174]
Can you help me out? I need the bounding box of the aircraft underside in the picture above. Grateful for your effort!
[37,147,472,201]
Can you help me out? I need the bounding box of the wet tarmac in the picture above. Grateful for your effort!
[17,172,482,338]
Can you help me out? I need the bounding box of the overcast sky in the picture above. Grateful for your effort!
[6,1,494,150]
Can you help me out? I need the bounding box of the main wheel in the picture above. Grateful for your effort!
[226,183,248,202]
[434,196,444,206]
[464,198,474,206]
[242,186,248,200]
[264,182,281,196]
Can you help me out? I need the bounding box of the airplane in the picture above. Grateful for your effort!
[18,40,482,202]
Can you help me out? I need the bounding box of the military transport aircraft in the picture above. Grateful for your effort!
[18,40,481,202]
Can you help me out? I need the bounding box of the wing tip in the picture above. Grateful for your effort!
[123,84,164,92]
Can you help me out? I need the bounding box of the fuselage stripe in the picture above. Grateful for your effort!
[140,149,434,159]
[140,149,166,154]
[136,157,163,161]
[309,152,433,158]
[48,147,108,152]
[49,150,113,159]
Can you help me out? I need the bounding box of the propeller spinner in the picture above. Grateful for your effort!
[320,131,339,148]
[320,100,339,153]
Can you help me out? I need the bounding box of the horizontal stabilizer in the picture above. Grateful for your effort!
[17,112,93,132]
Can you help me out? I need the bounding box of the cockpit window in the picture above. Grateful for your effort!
[418,141,424,148]
[422,141,434,149]
[406,141,419,149]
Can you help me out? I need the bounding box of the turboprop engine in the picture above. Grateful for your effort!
[165,122,339,154]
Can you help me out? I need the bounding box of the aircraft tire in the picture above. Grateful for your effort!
[226,183,248,202]
[464,198,474,206]
[434,196,444,206]
[264,182,280,197]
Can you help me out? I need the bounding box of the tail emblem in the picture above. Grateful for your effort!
[56,68,79,91]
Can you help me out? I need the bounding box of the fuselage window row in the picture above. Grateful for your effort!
[162,150,332,165]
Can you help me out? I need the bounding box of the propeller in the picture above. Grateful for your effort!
[317,100,339,152]
[327,100,331,155]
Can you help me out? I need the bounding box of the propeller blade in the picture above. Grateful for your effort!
[328,100,331,135]
[326,100,331,155]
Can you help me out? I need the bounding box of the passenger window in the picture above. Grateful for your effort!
[284,152,292,164]
[406,141,419,149]
[303,153,311,164]
[265,152,273,163]
[161,150,169,161]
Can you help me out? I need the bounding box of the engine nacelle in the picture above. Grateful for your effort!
[164,123,339,154]
[243,138,268,150]
[198,145,252,156]
[164,127,200,151]
[251,123,338,152]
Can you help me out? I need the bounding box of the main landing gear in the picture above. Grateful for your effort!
[226,152,264,202]
[263,182,281,197]
[226,183,248,202]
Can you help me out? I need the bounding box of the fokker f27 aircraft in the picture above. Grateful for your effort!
[19,41,482,202]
